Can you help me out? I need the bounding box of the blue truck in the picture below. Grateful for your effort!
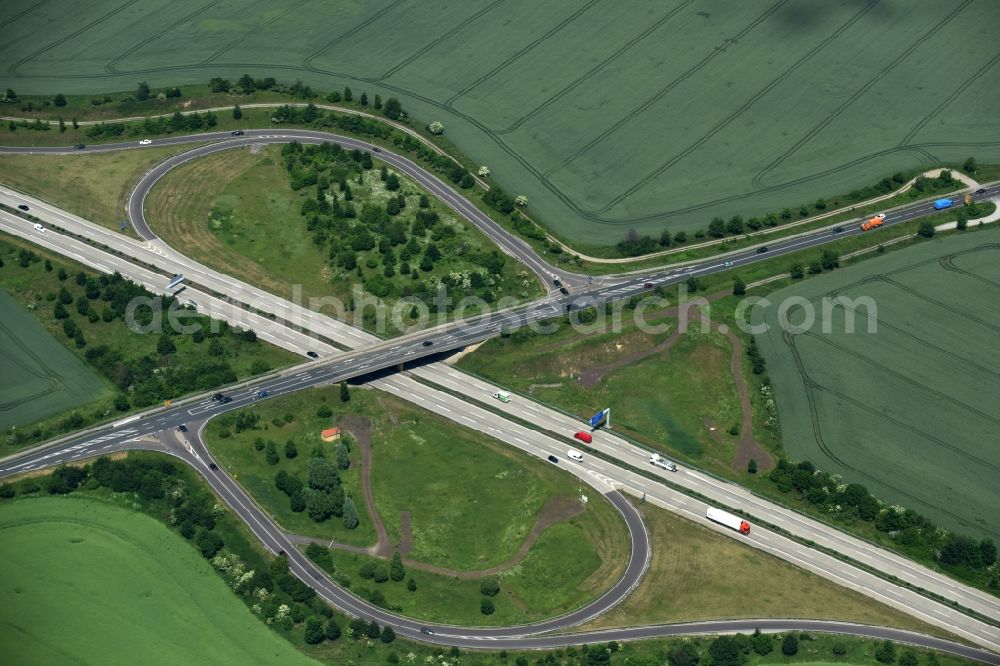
[933,198,954,210]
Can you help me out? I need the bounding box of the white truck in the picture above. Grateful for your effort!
[706,507,751,535]
[649,453,677,471]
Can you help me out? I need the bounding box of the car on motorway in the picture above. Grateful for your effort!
[567,449,584,462]
[559,285,569,295]
[724,261,734,267]
[547,455,558,464]
[492,391,511,403]
[139,139,152,145]
[212,393,224,402]
[33,223,45,233]
[18,204,29,211]
[221,396,232,404]
[177,424,187,433]
[832,226,845,234]
[184,299,196,308]
[74,143,85,149]
[419,628,434,636]
[650,453,677,471]
[256,389,269,398]
[755,246,769,254]
[372,146,381,153]
[208,463,218,470]
[422,340,433,347]
[306,351,319,358]
[644,282,654,289]
[232,130,245,136]
[976,188,986,194]
[574,431,593,444]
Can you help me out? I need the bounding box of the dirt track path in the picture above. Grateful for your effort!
[339,414,391,557]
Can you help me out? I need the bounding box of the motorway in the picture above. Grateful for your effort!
[1,136,1000,658]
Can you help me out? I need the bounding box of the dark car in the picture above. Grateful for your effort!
[208,463,218,471]
[177,424,188,433]
[644,282,654,289]
[372,146,381,153]
[17,204,29,211]
[212,393,223,401]
[419,628,434,636]
[547,455,558,464]
[422,340,433,347]
[755,246,769,254]
[278,549,287,557]
[256,389,269,398]
[306,351,319,359]
[976,188,986,194]
[231,130,245,136]
[221,396,232,404]
[832,226,845,234]
[558,286,569,295]
[74,143,85,149]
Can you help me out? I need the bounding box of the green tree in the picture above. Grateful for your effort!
[383,97,402,120]
[480,578,500,596]
[285,440,298,459]
[789,263,805,280]
[339,381,351,402]
[58,286,73,304]
[732,277,746,296]
[342,496,359,529]
[751,628,772,655]
[407,578,417,591]
[325,619,341,641]
[307,490,336,522]
[667,642,699,666]
[380,626,395,643]
[899,651,918,666]
[875,640,897,664]
[317,404,333,418]
[820,249,839,271]
[390,550,405,581]
[196,530,223,558]
[726,215,744,235]
[659,229,671,247]
[373,94,382,110]
[963,156,977,174]
[53,93,67,107]
[58,117,66,133]
[747,459,758,474]
[366,620,381,639]
[308,456,339,491]
[136,81,150,101]
[304,617,325,644]
[343,86,352,102]
[232,104,242,120]
[708,635,745,666]
[157,334,176,355]
[360,92,368,106]
[114,395,130,411]
[480,598,495,615]
[265,441,279,465]
[75,295,89,315]
[57,267,68,281]
[781,633,798,656]
[708,217,726,238]
[918,220,935,238]
[74,328,86,348]
[53,303,69,321]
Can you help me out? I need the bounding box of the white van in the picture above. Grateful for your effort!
[567,449,583,462]
[650,453,677,472]
[492,391,511,403]
[33,223,45,233]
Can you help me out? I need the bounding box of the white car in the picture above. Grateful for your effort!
[33,223,45,233]
[567,449,583,462]
[139,139,152,145]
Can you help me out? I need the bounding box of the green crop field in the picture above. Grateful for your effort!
[0,288,109,431]
[0,496,315,665]
[754,227,1000,540]
[2,0,998,247]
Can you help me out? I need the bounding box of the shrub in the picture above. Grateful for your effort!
[480,578,500,596]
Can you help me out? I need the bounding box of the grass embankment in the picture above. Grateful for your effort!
[0,288,109,431]
[0,496,315,666]
[0,144,199,233]
[582,501,952,638]
[0,234,297,452]
[206,385,629,624]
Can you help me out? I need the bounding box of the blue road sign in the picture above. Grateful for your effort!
[589,409,607,428]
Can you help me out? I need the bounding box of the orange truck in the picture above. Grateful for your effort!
[860,213,886,231]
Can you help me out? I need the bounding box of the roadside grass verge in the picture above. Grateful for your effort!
[0,144,200,234]
[581,500,957,639]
